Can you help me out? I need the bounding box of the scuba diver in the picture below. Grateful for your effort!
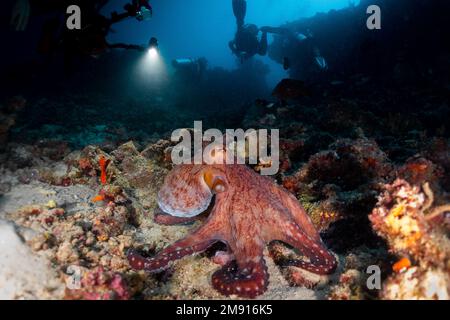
[62,1,156,72]
[268,27,328,80]
[111,0,153,23]
[64,0,154,56]
[10,0,156,72]
[229,0,283,63]
[10,0,152,30]
[283,29,328,72]
[172,57,208,82]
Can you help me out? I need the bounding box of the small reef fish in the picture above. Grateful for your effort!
[91,195,105,203]
[392,257,411,273]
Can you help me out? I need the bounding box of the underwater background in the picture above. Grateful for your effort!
[0,0,449,300]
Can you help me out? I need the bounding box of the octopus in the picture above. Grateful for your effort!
[128,162,337,298]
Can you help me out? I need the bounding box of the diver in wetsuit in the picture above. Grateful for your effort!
[10,0,155,72]
[172,57,208,82]
[10,0,153,46]
[111,0,153,23]
[275,29,328,75]
[68,0,153,55]
[229,0,282,62]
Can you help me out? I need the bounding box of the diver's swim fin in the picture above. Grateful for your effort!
[232,0,247,28]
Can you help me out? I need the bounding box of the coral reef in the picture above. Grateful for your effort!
[0,139,169,299]
[1,78,449,300]
[65,267,131,300]
[0,98,448,300]
[327,247,390,300]
[369,179,450,299]
[281,138,393,253]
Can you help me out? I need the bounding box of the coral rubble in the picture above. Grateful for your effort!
[370,179,450,299]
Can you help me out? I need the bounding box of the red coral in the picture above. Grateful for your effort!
[78,158,93,172]
[398,157,443,186]
[66,267,130,300]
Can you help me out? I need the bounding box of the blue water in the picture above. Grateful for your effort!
[103,0,358,86]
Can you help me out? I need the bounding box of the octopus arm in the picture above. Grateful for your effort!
[212,235,269,299]
[276,186,322,242]
[128,220,221,273]
[277,220,337,275]
[154,210,201,225]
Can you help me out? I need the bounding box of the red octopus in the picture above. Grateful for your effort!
[128,163,337,298]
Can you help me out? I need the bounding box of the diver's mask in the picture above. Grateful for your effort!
[136,6,152,21]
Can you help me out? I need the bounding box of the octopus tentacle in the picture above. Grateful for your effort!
[154,210,200,225]
[279,221,337,275]
[278,188,323,242]
[211,237,269,298]
[128,223,218,272]
[212,258,268,299]
[128,240,215,273]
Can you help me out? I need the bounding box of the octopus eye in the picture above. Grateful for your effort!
[213,181,226,193]
[203,170,227,193]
